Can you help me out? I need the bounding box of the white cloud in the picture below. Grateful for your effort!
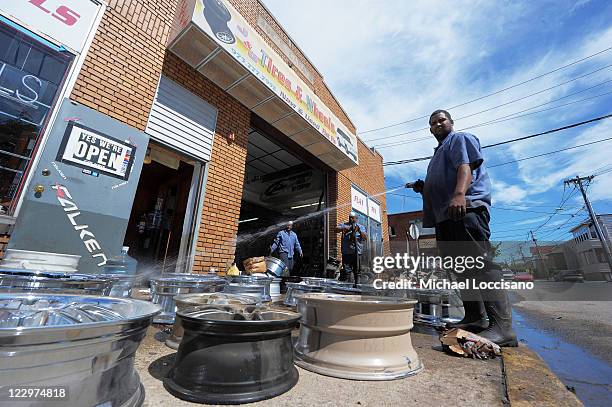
[262,0,612,207]
[491,180,529,205]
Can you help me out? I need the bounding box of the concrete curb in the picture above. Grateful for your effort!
[502,344,583,406]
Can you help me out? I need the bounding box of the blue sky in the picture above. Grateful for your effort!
[262,0,612,244]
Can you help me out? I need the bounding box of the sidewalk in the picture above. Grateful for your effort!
[135,325,506,406]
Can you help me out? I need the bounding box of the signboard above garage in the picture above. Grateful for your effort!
[0,0,104,54]
[167,0,359,171]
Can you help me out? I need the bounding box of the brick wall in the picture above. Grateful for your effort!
[329,141,389,259]
[71,0,179,130]
[63,0,388,272]
[161,52,251,273]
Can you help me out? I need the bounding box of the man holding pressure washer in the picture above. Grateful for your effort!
[411,109,517,347]
[336,212,368,284]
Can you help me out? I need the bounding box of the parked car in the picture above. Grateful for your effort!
[553,270,584,283]
[502,268,514,281]
[513,272,534,282]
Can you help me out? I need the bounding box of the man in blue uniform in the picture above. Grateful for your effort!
[412,109,517,347]
[270,221,302,275]
[335,212,368,283]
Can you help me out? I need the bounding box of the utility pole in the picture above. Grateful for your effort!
[565,175,612,280]
[531,230,550,279]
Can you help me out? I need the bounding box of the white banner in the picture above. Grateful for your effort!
[351,187,367,215]
[1,0,102,53]
[368,199,381,223]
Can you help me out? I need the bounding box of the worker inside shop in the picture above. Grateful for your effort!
[269,221,302,275]
[235,129,326,276]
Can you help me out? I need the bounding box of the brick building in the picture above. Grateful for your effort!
[0,0,388,275]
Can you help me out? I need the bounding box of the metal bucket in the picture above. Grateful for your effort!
[149,273,227,324]
[165,293,257,349]
[164,307,300,404]
[223,283,268,303]
[265,256,288,277]
[0,293,160,407]
[0,269,112,295]
[294,293,423,380]
[270,278,281,301]
[0,249,80,272]
[284,282,325,306]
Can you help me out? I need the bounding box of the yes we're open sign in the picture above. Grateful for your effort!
[57,122,136,180]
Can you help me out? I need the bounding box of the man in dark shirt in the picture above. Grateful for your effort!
[413,109,517,347]
[335,212,367,283]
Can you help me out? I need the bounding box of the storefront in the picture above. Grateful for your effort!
[350,185,384,275]
[0,0,389,276]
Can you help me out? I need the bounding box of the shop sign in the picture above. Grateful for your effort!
[57,122,136,180]
[0,61,52,126]
[351,187,367,215]
[368,198,381,223]
[1,0,102,53]
[190,0,358,164]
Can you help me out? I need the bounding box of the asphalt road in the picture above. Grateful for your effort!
[511,281,612,406]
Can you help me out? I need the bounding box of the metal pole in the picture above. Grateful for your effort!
[530,230,550,279]
[406,230,410,257]
[566,175,612,280]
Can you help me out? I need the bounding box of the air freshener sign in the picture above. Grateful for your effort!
[57,122,136,180]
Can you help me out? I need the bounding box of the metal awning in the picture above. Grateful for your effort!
[167,0,358,171]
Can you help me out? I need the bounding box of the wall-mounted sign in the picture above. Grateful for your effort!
[351,186,367,215]
[0,0,103,53]
[57,122,136,180]
[368,198,381,223]
[0,61,54,126]
[188,0,358,164]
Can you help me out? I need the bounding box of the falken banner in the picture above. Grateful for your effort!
[189,0,358,164]
[57,122,135,180]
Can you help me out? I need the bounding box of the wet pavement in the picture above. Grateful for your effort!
[513,310,612,406]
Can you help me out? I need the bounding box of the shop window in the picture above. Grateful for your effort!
[0,22,73,214]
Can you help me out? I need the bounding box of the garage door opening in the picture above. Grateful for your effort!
[124,142,203,274]
[236,129,326,276]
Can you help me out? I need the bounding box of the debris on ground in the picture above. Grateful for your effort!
[440,328,501,359]
[243,257,266,274]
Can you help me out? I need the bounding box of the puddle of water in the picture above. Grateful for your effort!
[513,311,612,407]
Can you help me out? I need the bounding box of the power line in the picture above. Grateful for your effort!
[382,113,612,166]
[531,186,578,234]
[359,46,612,135]
[370,65,612,145]
[487,136,612,168]
[492,206,578,214]
[374,83,612,148]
